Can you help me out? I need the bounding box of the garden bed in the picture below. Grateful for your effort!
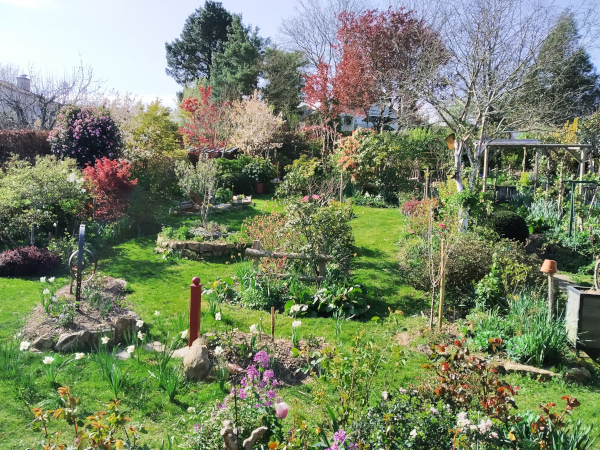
[156,235,247,258]
[22,277,140,352]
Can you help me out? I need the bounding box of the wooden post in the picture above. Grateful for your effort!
[437,239,446,331]
[580,148,587,195]
[253,240,260,269]
[482,146,489,193]
[189,277,202,346]
[522,147,527,172]
[534,148,539,187]
[425,167,430,199]
[271,307,275,342]
[318,259,327,279]
[548,273,555,320]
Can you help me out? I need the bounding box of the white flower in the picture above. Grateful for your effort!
[136,319,144,328]
[382,391,388,401]
[430,407,438,414]
[43,356,54,365]
[137,331,145,341]
[290,304,301,313]
[20,341,30,351]
[48,277,55,283]
[154,310,160,316]
[67,173,77,183]
[74,352,85,360]
[181,329,189,340]
[302,305,308,311]
[81,189,86,193]
[478,419,493,434]
[292,320,302,328]
[187,407,196,413]
[214,346,224,356]
[43,289,50,295]
[250,324,258,333]
[53,222,57,227]
[126,345,135,354]
[40,277,46,283]
[410,429,417,438]
[457,412,471,427]
[101,336,110,344]
[399,387,407,394]
[490,432,499,439]
[215,312,222,321]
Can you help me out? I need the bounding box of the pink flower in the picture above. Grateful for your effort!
[437,223,447,229]
[312,194,320,200]
[301,196,309,202]
[275,402,289,419]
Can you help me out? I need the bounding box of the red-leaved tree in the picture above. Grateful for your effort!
[179,86,231,152]
[302,7,447,130]
[83,158,137,221]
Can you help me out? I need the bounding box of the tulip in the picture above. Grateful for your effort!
[275,402,289,419]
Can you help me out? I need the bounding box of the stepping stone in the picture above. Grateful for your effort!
[172,346,190,358]
[143,341,165,352]
[116,349,131,360]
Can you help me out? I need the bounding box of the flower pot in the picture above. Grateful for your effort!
[253,182,265,194]
[566,285,600,353]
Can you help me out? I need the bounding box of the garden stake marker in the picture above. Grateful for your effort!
[271,306,275,342]
[540,260,558,320]
[189,277,202,346]
[437,238,446,331]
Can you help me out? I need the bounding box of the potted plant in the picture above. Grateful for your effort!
[242,158,277,194]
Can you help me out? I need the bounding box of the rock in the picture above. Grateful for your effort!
[416,344,433,356]
[55,330,89,352]
[112,316,137,344]
[32,335,54,351]
[116,349,132,360]
[183,338,210,380]
[496,361,559,381]
[172,346,190,358]
[565,367,591,383]
[144,341,165,352]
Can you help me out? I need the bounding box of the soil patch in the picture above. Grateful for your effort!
[22,276,139,351]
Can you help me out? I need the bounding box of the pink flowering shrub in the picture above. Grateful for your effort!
[48,105,122,166]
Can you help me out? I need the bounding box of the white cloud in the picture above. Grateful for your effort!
[140,93,178,110]
[0,0,54,8]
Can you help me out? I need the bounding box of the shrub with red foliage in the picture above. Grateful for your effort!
[402,198,423,216]
[0,246,61,277]
[83,158,138,222]
[0,129,51,165]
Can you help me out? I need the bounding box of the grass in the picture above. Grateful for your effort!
[0,197,599,448]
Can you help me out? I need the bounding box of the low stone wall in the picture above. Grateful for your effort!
[156,235,247,258]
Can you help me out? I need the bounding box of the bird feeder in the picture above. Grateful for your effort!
[540,259,557,319]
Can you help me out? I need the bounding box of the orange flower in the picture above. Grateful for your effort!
[268,442,278,449]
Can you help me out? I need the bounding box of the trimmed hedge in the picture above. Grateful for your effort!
[0,246,61,277]
[0,129,51,165]
[492,210,529,243]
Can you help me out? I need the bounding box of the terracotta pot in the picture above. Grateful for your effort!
[540,259,558,274]
[253,182,265,194]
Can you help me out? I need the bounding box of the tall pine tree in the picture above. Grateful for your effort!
[165,1,233,86]
[209,15,265,101]
[517,12,600,126]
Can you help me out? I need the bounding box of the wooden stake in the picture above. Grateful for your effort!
[548,274,555,321]
[253,240,260,269]
[271,306,275,342]
[437,239,446,331]
[482,146,489,193]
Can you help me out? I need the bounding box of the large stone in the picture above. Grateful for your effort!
[55,330,90,352]
[32,334,54,351]
[565,367,591,383]
[496,361,559,381]
[183,338,210,380]
[112,315,138,344]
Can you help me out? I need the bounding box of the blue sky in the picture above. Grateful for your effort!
[0,0,297,108]
[1,0,598,111]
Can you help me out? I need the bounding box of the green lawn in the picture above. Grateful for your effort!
[0,199,599,448]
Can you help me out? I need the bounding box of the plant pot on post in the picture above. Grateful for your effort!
[566,285,600,356]
[253,182,265,194]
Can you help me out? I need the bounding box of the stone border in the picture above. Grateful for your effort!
[156,235,247,258]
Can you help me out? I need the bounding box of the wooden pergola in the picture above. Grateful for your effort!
[476,139,592,193]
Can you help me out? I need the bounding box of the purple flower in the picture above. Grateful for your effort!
[253,350,270,368]
[263,369,274,380]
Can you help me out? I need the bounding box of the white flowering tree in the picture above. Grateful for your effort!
[229,91,284,157]
[0,155,87,245]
